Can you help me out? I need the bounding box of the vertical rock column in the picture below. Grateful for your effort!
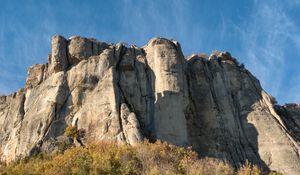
[144,38,188,146]
[49,35,68,73]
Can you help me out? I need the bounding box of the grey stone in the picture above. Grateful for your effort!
[50,35,68,73]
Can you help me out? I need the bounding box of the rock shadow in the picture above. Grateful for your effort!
[185,58,270,172]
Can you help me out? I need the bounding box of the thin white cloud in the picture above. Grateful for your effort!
[1,1,298,104]
[119,0,194,51]
[237,0,300,103]
[0,85,10,96]
[286,75,300,103]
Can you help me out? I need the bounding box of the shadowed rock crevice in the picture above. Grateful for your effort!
[0,35,300,175]
[274,104,300,143]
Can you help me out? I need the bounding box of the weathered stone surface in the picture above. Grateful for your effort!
[120,103,143,145]
[275,103,300,143]
[0,89,25,162]
[186,54,300,175]
[144,38,189,146]
[68,36,110,65]
[25,64,47,89]
[0,36,300,175]
[50,35,68,73]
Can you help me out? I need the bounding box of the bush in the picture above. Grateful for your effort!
[237,161,260,175]
[64,125,79,139]
[0,141,282,175]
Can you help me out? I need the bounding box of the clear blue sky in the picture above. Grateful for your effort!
[0,0,299,104]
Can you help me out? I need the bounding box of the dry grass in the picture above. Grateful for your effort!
[0,140,282,175]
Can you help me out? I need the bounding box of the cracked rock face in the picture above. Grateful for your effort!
[0,35,300,175]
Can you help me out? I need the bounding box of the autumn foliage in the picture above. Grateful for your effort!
[0,141,281,175]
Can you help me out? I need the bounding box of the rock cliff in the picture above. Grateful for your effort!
[0,35,299,175]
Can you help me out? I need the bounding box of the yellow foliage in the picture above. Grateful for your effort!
[64,125,79,138]
[0,141,282,175]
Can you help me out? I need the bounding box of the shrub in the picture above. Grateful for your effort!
[64,125,79,138]
[0,141,282,175]
[237,160,260,175]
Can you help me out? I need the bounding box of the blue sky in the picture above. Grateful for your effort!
[0,0,299,104]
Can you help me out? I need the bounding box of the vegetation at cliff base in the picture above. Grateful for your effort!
[0,141,281,175]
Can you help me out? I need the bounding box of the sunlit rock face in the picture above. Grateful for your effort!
[144,38,189,146]
[0,35,300,175]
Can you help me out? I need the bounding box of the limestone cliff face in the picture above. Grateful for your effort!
[0,35,299,174]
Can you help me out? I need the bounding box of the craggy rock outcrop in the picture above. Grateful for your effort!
[274,104,300,143]
[0,35,300,175]
[186,54,300,175]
